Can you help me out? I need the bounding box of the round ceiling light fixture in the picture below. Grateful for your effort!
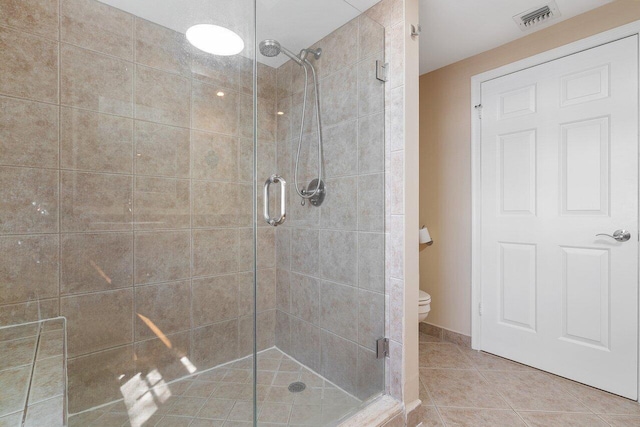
[186,24,244,56]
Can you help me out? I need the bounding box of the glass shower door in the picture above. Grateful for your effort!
[0,0,259,425]
[255,3,387,425]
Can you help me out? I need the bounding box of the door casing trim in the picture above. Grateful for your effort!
[470,20,640,400]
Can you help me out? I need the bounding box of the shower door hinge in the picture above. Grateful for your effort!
[376,337,390,359]
[376,60,389,83]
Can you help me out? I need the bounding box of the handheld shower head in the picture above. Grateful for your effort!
[258,41,324,207]
[259,39,303,66]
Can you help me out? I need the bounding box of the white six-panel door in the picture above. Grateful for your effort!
[480,35,639,399]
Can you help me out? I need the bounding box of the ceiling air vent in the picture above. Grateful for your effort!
[513,1,560,31]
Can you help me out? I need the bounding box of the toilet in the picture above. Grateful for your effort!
[418,290,431,323]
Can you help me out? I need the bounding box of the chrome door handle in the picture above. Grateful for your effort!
[596,229,631,242]
[264,175,286,226]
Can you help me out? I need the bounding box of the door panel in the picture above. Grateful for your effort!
[560,246,609,348]
[480,35,639,399]
[560,117,609,214]
[500,130,537,215]
[499,242,537,331]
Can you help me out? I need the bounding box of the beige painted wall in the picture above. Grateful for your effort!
[404,0,421,408]
[419,0,640,336]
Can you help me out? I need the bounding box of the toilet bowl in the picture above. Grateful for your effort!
[418,290,431,323]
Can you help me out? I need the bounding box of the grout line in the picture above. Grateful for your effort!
[419,367,478,372]
[514,409,614,414]
[431,403,447,427]
[0,92,250,140]
[513,410,531,426]
[54,1,62,332]
[131,17,138,358]
[56,0,62,326]
[188,33,195,366]
[593,413,616,426]
[472,366,520,414]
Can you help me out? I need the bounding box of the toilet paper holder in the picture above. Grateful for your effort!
[420,225,433,246]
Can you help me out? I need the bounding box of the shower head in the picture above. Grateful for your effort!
[259,39,304,66]
[259,39,281,57]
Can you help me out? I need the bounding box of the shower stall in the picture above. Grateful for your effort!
[0,0,389,425]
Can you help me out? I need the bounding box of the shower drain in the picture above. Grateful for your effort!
[288,382,306,393]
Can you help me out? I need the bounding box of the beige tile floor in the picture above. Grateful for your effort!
[0,320,66,427]
[417,331,640,427]
[69,348,362,427]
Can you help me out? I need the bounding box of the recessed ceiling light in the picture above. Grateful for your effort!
[186,24,244,56]
[277,111,284,115]
[217,91,225,97]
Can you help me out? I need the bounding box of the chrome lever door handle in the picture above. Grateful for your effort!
[596,229,631,242]
[263,175,287,227]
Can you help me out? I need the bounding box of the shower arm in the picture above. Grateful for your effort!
[280,45,304,66]
[293,58,324,200]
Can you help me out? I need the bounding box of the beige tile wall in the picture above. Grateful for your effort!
[0,0,409,416]
[0,0,277,414]
[273,12,388,402]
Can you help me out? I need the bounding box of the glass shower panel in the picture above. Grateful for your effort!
[0,0,258,425]
[0,0,387,424]
[257,3,386,425]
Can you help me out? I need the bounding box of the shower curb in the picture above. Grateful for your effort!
[338,395,403,427]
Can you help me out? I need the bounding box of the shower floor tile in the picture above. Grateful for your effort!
[0,319,66,426]
[69,348,362,427]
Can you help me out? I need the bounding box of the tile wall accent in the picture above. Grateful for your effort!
[274,12,388,402]
[0,0,277,413]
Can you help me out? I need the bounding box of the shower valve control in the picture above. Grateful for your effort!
[301,178,325,207]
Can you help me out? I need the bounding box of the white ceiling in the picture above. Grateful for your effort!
[418,0,614,74]
[98,0,382,68]
[256,0,381,67]
[98,0,613,74]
